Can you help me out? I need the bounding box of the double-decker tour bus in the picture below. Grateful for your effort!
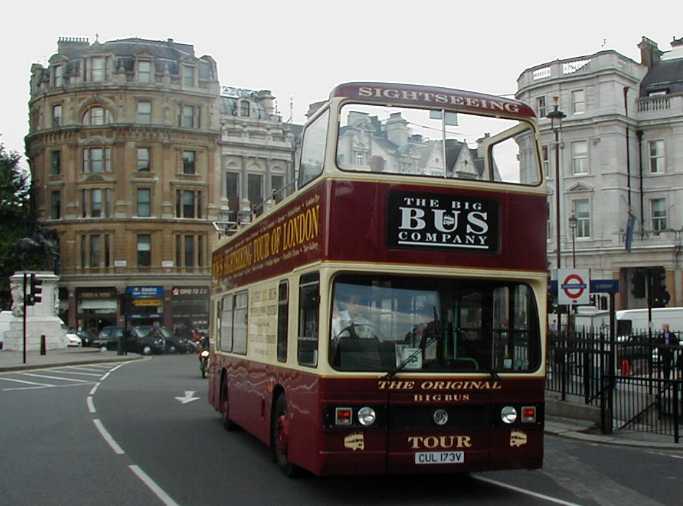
[208,82,546,476]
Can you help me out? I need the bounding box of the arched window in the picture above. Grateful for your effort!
[83,106,112,126]
[240,100,250,117]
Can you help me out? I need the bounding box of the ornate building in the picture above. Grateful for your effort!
[26,37,221,333]
[517,36,683,310]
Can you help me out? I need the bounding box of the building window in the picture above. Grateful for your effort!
[573,199,591,238]
[83,106,112,126]
[226,172,240,214]
[180,105,199,129]
[571,89,585,114]
[175,190,202,218]
[248,174,263,211]
[90,57,106,82]
[271,174,285,202]
[651,198,667,232]
[571,141,588,175]
[137,188,151,217]
[81,188,112,218]
[184,234,195,267]
[541,145,549,177]
[536,96,546,118]
[182,150,196,174]
[240,100,250,117]
[50,150,61,176]
[50,191,61,219]
[52,105,62,127]
[223,98,238,116]
[54,65,63,87]
[649,140,665,173]
[89,235,102,267]
[137,234,151,267]
[183,65,195,87]
[137,148,150,171]
[137,61,152,82]
[83,147,111,173]
[82,233,111,268]
[136,101,152,124]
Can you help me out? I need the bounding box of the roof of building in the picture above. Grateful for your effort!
[640,57,683,95]
[56,37,196,62]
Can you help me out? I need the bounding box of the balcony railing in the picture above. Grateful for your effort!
[638,96,671,112]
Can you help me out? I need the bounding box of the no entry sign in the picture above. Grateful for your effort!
[557,269,590,305]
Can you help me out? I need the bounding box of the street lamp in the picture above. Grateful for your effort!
[568,212,577,268]
[547,96,566,270]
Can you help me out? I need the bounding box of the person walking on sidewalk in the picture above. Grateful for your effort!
[660,323,679,380]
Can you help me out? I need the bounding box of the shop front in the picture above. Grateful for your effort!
[170,286,210,339]
[126,286,164,327]
[75,287,118,333]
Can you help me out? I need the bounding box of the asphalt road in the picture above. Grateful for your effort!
[1,355,682,506]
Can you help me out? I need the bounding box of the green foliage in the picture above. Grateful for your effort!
[0,141,52,308]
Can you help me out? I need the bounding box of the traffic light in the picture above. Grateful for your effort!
[631,269,645,299]
[28,274,43,305]
[651,267,670,308]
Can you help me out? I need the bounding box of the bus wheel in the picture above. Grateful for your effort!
[221,380,237,431]
[271,395,300,477]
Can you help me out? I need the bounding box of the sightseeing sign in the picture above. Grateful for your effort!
[557,269,590,305]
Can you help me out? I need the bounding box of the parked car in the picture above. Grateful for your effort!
[93,326,125,350]
[77,329,97,347]
[65,329,82,347]
[128,326,166,355]
[163,327,194,353]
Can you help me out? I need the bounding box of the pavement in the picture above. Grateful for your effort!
[1,347,680,450]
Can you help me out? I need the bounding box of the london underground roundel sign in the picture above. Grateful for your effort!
[557,269,590,305]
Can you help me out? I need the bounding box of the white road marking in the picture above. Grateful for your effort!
[101,373,110,380]
[21,372,90,383]
[51,369,103,377]
[87,396,96,413]
[474,476,583,506]
[129,465,180,506]
[3,383,95,392]
[93,419,125,455]
[89,383,100,395]
[65,366,110,373]
[175,390,199,404]
[0,377,54,387]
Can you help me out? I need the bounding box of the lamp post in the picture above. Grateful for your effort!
[547,96,566,338]
[569,212,577,268]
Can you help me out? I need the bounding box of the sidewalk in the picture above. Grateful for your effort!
[0,347,142,372]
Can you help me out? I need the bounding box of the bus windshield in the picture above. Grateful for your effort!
[336,103,540,185]
[330,274,541,373]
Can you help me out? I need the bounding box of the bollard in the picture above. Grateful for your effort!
[40,334,46,355]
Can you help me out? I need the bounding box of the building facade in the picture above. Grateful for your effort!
[217,86,299,224]
[517,36,683,310]
[26,37,222,334]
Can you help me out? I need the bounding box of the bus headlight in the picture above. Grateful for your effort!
[501,406,517,424]
[357,407,376,426]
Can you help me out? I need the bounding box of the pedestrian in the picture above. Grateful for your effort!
[660,323,679,380]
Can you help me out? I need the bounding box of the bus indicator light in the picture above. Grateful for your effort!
[335,407,353,426]
[521,406,536,423]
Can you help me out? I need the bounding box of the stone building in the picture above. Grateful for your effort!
[26,37,221,334]
[217,86,299,223]
[516,36,683,310]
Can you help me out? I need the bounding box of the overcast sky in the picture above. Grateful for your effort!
[1,0,681,165]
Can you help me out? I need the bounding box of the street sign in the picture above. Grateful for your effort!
[590,279,619,294]
[558,269,590,305]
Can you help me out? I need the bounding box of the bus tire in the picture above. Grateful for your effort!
[271,394,300,477]
[221,378,237,431]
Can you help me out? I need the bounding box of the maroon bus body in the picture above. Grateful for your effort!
[210,176,546,475]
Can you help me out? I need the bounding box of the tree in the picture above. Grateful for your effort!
[0,141,57,309]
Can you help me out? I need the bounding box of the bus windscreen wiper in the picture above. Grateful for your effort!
[488,368,501,382]
[383,306,441,380]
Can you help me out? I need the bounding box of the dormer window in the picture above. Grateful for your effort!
[183,64,195,87]
[240,100,250,117]
[138,61,152,83]
[83,106,112,126]
[90,57,106,82]
[54,65,64,87]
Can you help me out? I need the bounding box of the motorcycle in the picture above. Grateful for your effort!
[199,350,210,378]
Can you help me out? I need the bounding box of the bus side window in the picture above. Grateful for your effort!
[232,291,248,355]
[220,294,233,352]
[297,272,320,366]
[298,110,329,188]
[277,280,289,362]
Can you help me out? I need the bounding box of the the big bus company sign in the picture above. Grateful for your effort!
[387,191,499,252]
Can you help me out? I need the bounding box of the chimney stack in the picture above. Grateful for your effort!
[638,36,663,68]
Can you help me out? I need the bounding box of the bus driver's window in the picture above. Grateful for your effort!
[297,272,320,366]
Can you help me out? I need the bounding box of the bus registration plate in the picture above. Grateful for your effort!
[415,451,464,465]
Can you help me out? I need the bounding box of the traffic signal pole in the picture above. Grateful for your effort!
[22,273,27,364]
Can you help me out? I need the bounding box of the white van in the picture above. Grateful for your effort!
[616,307,683,334]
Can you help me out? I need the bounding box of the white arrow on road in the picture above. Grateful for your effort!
[175,391,199,404]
